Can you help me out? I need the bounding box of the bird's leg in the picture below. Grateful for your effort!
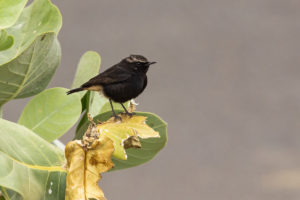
[120,103,135,117]
[109,99,121,121]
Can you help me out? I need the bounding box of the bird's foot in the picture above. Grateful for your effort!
[113,115,122,122]
[122,112,136,118]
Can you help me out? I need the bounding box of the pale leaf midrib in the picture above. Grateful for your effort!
[1,39,36,105]
[0,151,65,172]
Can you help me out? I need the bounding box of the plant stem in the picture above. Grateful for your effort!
[1,187,10,200]
[0,106,2,118]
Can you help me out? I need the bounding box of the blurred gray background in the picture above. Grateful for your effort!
[4,0,300,199]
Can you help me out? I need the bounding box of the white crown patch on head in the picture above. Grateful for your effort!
[126,55,148,63]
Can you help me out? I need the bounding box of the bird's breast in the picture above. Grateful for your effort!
[102,75,146,103]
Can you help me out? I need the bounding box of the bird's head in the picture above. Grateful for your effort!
[120,55,156,73]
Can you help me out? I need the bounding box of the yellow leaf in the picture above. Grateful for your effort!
[65,124,114,200]
[65,114,161,199]
[97,115,160,160]
[65,141,85,200]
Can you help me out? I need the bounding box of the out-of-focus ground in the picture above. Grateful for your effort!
[4,0,300,199]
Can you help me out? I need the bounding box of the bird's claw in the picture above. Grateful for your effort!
[113,115,122,122]
[123,112,136,118]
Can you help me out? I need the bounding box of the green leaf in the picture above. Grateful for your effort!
[0,0,62,106]
[0,118,66,200]
[0,192,5,200]
[89,92,108,116]
[0,0,28,29]
[71,51,101,98]
[0,32,61,106]
[75,112,89,140]
[74,91,92,140]
[0,188,21,200]
[80,91,90,113]
[75,111,167,170]
[0,0,62,65]
[19,87,82,142]
[0,30,14,51]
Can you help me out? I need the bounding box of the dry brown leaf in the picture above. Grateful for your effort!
[123,135,142,149]
[65,119,114,200]
[128,100,137,113]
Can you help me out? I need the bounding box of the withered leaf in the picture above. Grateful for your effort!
[123,135,141,149]
[65,135,114,200]
[65,114,162,200]
[97,115,160,160]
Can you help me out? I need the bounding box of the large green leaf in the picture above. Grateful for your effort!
[0,187,22,200]
[71,51,101,98]
[0,0,62,65]
[0,33,61,106]
[18,87,82,142]
[0,118,66,200]
[0,0,27,29]
[0,30,14,51]
[0,0,62,106]
[75,111,167,171]
[89,92,107,116]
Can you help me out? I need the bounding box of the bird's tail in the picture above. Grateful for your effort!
[66,87,84,95]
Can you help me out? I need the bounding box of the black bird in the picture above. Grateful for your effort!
[67,55,156,120]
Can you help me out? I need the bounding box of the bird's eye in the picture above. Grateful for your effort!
[136,62,142,66]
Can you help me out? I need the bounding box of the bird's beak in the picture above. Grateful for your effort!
[148,61,157,65]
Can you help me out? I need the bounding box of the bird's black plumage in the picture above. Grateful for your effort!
[67,55,156,119]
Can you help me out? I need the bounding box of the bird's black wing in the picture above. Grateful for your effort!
[81,65,131,88]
